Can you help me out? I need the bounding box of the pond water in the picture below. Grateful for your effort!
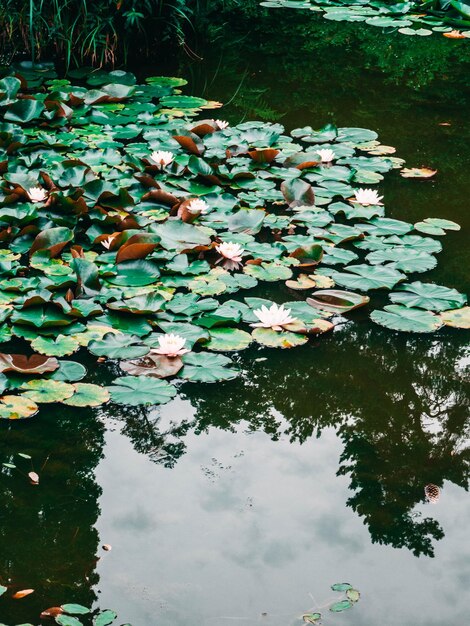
[1,13,469,626]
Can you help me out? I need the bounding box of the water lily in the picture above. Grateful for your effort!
[251,303,298,331]
[216,241,245,270]
[153,333,190,358]
[317,148,336,163]
[101,236,113,250]
[214,119,229,130]
[150,150,174,169]
[353,188,383,205]
[28,186,47,203]
[187,198,210,214]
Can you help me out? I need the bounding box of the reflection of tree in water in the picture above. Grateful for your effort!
[0,407,104,623]
[117,324,469,557]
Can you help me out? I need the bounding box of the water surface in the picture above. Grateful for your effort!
[0,14,469,625]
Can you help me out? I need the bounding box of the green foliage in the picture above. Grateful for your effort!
[0,0,193,67]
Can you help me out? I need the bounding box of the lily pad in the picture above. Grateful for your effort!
[390,282,467,311]
[30,334,80,357]
[205,328,253,352]
[439,306,470,329]
[307,290,369,312]
[107,376,177,405]
[370,305,443,333]
[20,379,75,403]
[89,333,149,359]
[0,395,39,419]
[120,353,184,378]
[179,352,238,382]
[252,327,308,348]
[63,383,110,407]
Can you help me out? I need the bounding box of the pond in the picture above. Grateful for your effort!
[0,11,469,626]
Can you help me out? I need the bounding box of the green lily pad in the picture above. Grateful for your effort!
[370,305,443,333]
[414,218,460,235]
[49,360,87,382]
[331,583,352,591]
[179,352,238,382]
[390,282,467,311]
[20,379,75,402]
[63,383,110,407]
[61,604,90,615]
[89,333,150,359]
[252,327,308,348]
[30,334,80,357]
[205,328,253,352]
[330,600,353,612]
[108,376,177,405]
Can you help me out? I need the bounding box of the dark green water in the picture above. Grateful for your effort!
[1,13,469,625]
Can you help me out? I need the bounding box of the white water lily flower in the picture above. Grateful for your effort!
[101,236,113,250]
[153,333,190,358]
[28,186,47,203]
[252,303,298,331]
[187,198,210,214]
[150,150,174,168]
[316,148,336,163]
[215,241,245,271]
[214,119,229,130]
[216,241,244,262]
[353,188,383,205]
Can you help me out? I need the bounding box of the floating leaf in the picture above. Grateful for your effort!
[49,360,87,382]
[61,604,90,615]
[180,352,238,382]
[63,383,110,407]
[252,327,308,348]
[30,335,80,357]
[28,471,39,484]
[390,282,467,311]
[424,484,440,503]
[346,589,361,602]
[0,353,59,375]
[414,218,460,236]
[439,306,470,329]
[120,353,183,378]
[20,379,75,403]
[307,290,369,313]
[371,305,443,333]
[93,609,118,626]
[89,333,149,359]
[400,167,437,178]
[331,583,352,592]
[108,376,177,405]
[330,600,352,612]
[12,588,35,599]
[0,395,39,420]
[205,328,253,352]
[56,616,84,626]
[303,614,321,624]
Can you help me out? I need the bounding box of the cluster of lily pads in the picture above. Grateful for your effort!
[260,0,470,38]
[0,590,127,626]
[302,582,361,622]
[0,62,467,418]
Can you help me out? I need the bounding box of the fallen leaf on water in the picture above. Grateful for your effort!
[303,613,322,623]
[102,544,112,551]
[40,606,64,618]
[28,471,39,484]
[12,588,34,599]
[400,167,437,179]
[425,483,440,503]
[443,29,466,38]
